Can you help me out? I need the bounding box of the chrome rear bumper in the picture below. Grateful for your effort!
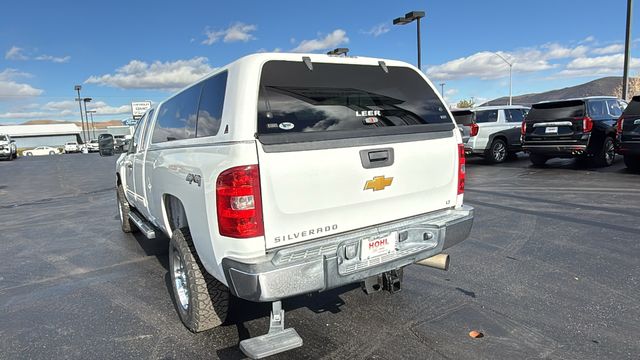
[222,205,474,302]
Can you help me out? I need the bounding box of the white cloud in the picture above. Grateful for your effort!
[426,43,590,81]
[85,57,215,90]
[581,36,596,43]
[35,54,71,63]
[291,29,349,53]
[5,46,28,60]
[445,88,458,96]
[0,99,130,119]
[362,23,390,37]
[592,44,625,55]
[556,54,640,77]
[202,23,257,45]
[0,69,43,100]
[87,101,130,116]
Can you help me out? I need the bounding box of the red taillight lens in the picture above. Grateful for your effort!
[616,116,624,135]
[521,121,527,136]
[457,144,465,195]
[582,116,593,133]
[216,165,264,238]
[470,123,479,137]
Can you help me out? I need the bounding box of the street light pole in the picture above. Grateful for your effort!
[74,85,86,143]
[492,52,514,106]
[439,82,446,96]
[82,98,92,142]
[393,11,426,70]
[86,110,97,139]
[622,0,633,100]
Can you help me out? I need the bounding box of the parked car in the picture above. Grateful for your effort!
[63,141,80,153]
[452,105,529,163]
[0,133,17,160]
[616,95,640,171]
[522,96,624,167]
[23,146,60,156]
[100,53,474,358]
[86,139,100,152]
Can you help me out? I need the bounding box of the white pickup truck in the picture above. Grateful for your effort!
[102,53,474,359]
[0,133,17,160]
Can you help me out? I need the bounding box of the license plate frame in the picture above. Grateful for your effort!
[360,232,398,260]
[545,126,558,134]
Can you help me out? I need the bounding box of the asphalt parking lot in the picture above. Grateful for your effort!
[1,153,639,359]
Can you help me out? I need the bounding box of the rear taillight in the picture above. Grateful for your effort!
[470,123,479,137]
[582,117,593,133]
[457,144,465,195]
[616,116,624,135]
[521,121,527,136]
[216,165,264,238]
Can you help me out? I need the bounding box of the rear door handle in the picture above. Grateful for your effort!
[360,148,394,169]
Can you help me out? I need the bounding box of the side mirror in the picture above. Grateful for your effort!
[98,134,114,157]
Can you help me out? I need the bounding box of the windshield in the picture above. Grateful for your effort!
[257,61,452,141]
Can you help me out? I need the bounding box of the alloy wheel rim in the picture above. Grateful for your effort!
[172,248,190,311]
[493,142,506,162]
[605,141,615,164]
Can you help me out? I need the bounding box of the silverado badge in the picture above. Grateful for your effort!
[364,176,393,192]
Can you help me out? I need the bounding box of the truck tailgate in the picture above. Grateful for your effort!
[257,135,457,249]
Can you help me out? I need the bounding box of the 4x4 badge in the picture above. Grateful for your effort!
[364,176,393,191]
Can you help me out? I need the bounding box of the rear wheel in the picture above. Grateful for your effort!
[169,228,230,332]
[594,137,615,167]
[25,152,32,156]
[116,184,138,233]
[529,153,548,166]
[49,151,55,155]
[624,155,640,172]
[486,139,508,164]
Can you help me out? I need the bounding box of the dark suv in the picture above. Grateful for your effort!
[522,96,624,167]
[616,95,640,171]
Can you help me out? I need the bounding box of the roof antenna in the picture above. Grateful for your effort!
[302,56,313,71]
[378,61,389,73]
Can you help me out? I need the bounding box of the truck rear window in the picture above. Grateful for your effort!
[527,100,585,121]
[452,110,474,126]
[623,96,640,115]
[257,61,453,142]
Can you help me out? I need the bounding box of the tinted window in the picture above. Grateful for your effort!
[587,100,608,119]
[139,109,154,150]
[152,85,201,143]
[528,100,585,121]
[0,135,6,141]
[196,72,227,138]
[475,110,498,123]
[129,111,148,153]
[623,96,640,115]
[452,110,474,126]
[505,109,525,123]
[606,99,622,117]
[257,61,452,139]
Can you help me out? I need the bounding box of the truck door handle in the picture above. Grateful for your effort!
[360,148,394,169]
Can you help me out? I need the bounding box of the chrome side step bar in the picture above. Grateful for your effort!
[128,211,156,239]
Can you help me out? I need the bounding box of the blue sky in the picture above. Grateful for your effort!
[0,0,638,124]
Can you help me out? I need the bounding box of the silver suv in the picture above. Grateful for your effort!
[453,105,529,163]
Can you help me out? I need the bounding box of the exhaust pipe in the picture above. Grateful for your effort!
[416,253,450,271]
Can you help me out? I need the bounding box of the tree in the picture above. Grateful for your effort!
[456,99,475,108]
[614,76,640,100]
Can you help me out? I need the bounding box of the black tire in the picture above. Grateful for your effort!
[116,184,138,233]
[624,155,640,172]
[169,228,230,332]
[49,151,55,155]
[486,138,508,164]
[25,152,32,156]
[593,137,615,167]
[529,153,548,166]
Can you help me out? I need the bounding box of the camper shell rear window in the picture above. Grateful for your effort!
[257,61,454,144]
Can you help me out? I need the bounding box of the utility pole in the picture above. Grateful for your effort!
[74,85,86,143]
[622,0,633,100]
[82,98,92,141]
[439,82,446,96]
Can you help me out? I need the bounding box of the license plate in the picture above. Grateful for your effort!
[361,232,397,260]
[545,126,558,134]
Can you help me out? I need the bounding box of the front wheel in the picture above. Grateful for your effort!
[594,137,615,167]
[624,155,640,172]
[169,228,230,332]
[486,139,508,164]
[49,151,55,155]
[529,153,548,166]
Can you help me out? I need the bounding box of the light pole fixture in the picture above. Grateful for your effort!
[82,98,92,142]
[439,82,446,96]
[393,10,426,70]
[86,110,97,139]
[492,52,514,106]
[327,48,349,56]
[74,85,86,143]
[622,0,633,100]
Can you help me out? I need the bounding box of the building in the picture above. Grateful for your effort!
[0,124,82,148]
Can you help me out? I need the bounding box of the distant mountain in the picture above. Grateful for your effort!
[483,76,638,106]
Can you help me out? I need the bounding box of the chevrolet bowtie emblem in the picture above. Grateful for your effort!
[364,176,393,191]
